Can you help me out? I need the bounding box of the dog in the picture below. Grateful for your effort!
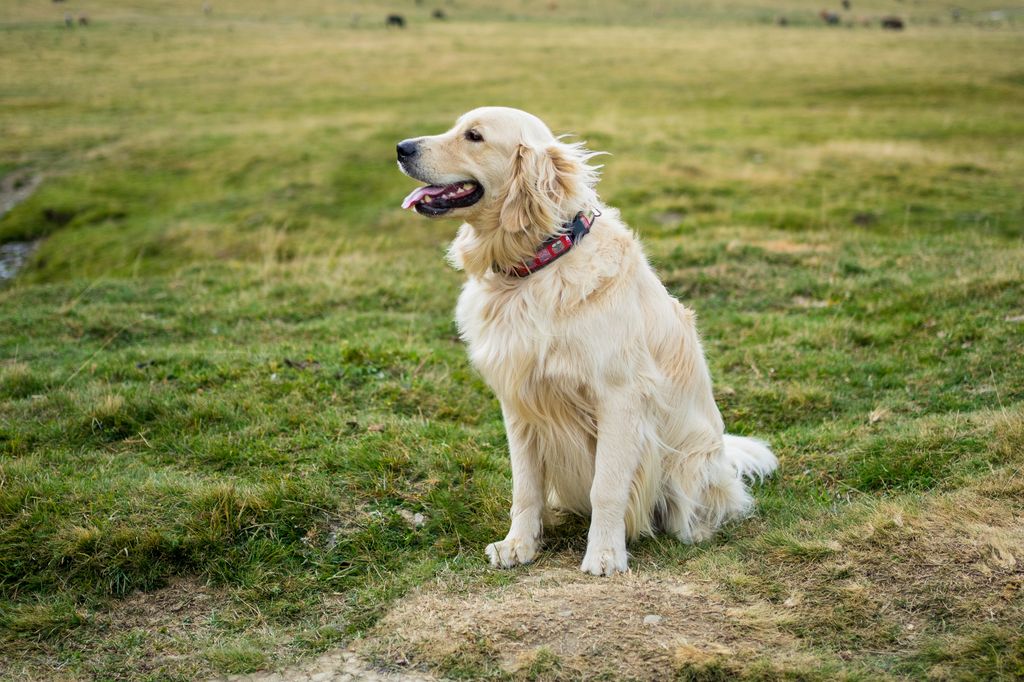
[396,107,777,575]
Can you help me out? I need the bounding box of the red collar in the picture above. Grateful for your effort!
[507,210,599,277]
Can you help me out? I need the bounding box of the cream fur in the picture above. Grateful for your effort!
[398,107,778,576]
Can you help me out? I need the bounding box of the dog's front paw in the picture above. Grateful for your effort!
[580,543,629,576]
[486,535,538,569]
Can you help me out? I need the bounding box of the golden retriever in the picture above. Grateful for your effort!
[397,107,777,576]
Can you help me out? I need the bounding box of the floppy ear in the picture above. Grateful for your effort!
[499,143,582,234]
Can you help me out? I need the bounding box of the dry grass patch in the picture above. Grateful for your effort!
[843,490,1024,624]
[738,472,1024,673]
[745,238,832,256]
[360,560,813,680]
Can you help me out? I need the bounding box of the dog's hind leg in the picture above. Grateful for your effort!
[661,429,777,543]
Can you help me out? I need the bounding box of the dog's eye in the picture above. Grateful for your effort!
[464,129,484,143]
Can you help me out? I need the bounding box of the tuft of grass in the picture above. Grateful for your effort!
[204,638,272,674]
[0,361,46,400]
[0,599,89,643]
[913,627,1024,681]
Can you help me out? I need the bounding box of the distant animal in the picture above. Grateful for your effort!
[852,211,879,226]
[77,13,89,26]
[386,14,406,28]
[841,0,850,9]
[64,12,73,27]
[820,10,841,25]
[396,107,778,575]
[776,15,789,26]
[202,2,212,16]
[432,9,446,20]
[881,15,905,30]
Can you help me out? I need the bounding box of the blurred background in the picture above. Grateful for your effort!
[3,0,1022,280]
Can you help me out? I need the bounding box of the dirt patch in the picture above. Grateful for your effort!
[98,579,443,681]
[748,238,832,255]
[0,169,41,220]
[100,578,442,682]
[98,577,227,636]
[218,651,443,682]
[1,578,238,681]
[358,560,797,680]
[654,209,687,226]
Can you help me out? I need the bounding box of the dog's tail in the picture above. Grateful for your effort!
[722,434,778,483]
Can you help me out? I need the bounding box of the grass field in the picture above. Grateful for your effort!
[1,1,1023,680]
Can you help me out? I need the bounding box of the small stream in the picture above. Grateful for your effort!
[0,240,41,282]
[0,170,42,283]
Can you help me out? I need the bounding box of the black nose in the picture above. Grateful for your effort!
[397,139,419,159]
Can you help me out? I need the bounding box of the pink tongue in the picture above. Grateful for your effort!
[401,184,447,210]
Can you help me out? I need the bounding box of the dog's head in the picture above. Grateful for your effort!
[397,107,600,234]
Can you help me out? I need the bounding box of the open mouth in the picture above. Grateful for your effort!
[401,181,483,216]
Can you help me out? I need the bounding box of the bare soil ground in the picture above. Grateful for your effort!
[217,651,441,682]
[360,563,792,680]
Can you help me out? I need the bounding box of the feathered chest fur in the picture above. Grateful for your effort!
[456,278,571,390]
[455,276,602,444]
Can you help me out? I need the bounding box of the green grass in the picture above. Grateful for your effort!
[1,0,1023,679]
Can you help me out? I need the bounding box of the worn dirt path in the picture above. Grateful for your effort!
[215,650,442,682]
